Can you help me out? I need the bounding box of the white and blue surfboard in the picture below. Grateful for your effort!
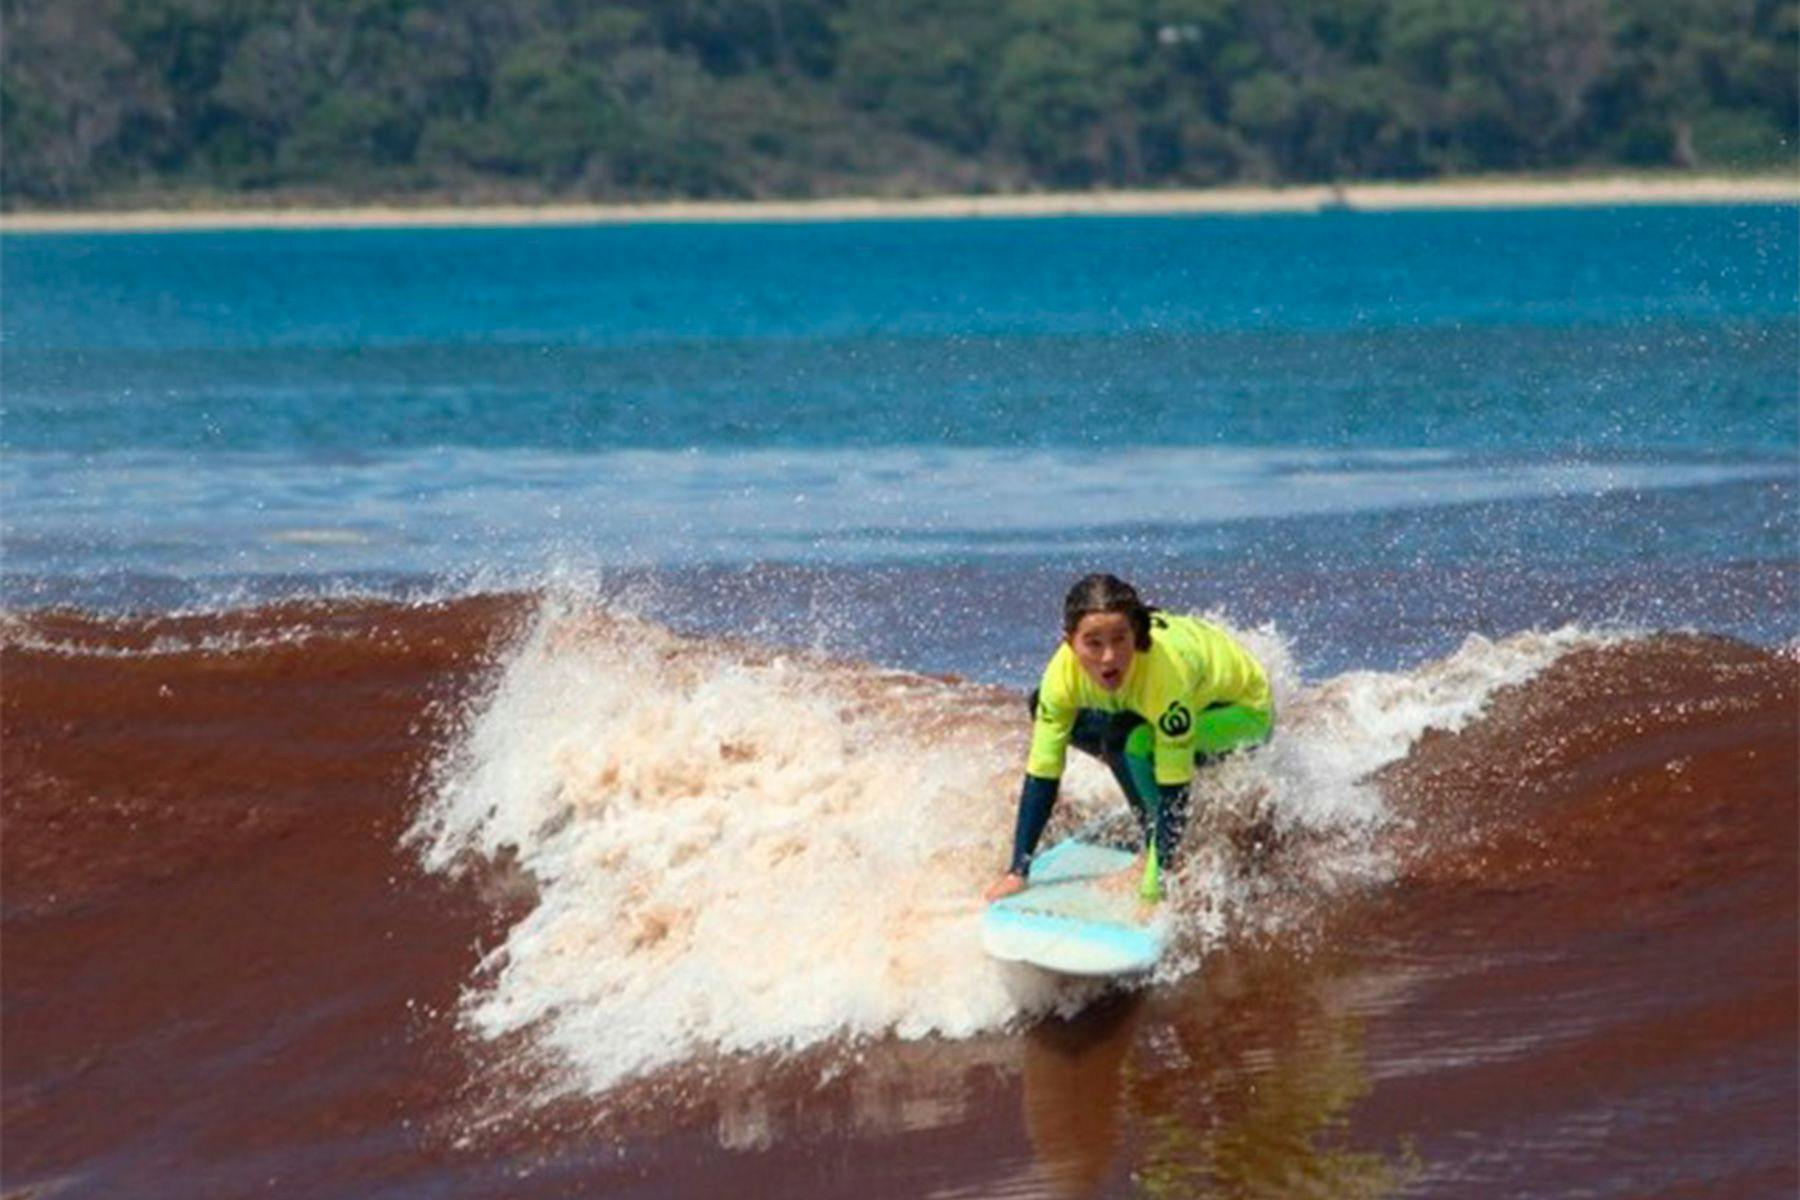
[981,838,1168,976]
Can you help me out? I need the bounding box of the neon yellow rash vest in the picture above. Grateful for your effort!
[1026,613,1272,787]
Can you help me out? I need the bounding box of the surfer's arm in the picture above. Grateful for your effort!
[1007,773,1059,876]
[983,774,1059,901]
[1153,781,1189,858]
[990,663,1076,900]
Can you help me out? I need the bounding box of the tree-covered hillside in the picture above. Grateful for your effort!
[3,0,1794,208]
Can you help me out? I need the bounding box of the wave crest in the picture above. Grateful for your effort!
[411,594,1595,1100]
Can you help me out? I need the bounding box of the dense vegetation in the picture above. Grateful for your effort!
[3,0,1794,208]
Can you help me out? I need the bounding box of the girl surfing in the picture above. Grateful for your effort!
[983,574,1274,903]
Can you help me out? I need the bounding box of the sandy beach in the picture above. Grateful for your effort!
[3,174,1793,233]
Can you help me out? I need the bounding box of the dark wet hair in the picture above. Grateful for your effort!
[1062,573,1154,651]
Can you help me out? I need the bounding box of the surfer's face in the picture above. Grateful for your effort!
[1068,611,1135,691]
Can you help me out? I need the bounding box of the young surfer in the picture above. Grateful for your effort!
[983,574,1273,903]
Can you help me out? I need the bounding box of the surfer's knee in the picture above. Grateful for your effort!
[1065,705,1125,760]
[1105,712,1149,759]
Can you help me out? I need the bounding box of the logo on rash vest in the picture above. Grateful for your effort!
[1158,701,1192,737]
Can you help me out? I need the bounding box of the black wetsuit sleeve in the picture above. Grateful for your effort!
[1008,773,1060,876]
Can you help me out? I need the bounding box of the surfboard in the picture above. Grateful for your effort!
[981,838,1168,976]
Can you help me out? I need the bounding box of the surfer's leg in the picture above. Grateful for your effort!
[1086,711,1157,845]
[1111,720,1159,843]
[1192,703,1273,764]
[1159,704,1275,864]
[1035,691,1144,812]
[1034,690,1155,844]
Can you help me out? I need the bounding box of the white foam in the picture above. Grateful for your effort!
[411,595,1079,1100]
[1146,622,1604,981]
[0,612,334,658]
[410,594,1601,1102]
[9,445,1785,574]
[1259,625,1605,830]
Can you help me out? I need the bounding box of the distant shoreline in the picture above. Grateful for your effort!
[3,174,1794,234]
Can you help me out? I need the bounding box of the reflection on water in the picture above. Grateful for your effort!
[1020,937,1418,1199]
[498,935,1417,1198]
[1023,992,1148,1196]
[706,1035,1005,1152]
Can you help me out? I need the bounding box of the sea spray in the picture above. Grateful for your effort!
[412,592,1600,1101]
[412,594,1096,1101]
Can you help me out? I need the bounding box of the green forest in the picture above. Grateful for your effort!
[3,0,1794,209]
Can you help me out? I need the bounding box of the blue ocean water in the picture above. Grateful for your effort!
[3,206,1795,676]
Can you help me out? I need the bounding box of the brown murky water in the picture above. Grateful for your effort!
[4,602,1793,1198]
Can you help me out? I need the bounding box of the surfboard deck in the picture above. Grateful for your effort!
[981,838,1167,976]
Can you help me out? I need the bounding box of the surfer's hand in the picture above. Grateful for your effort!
[982,872,1027,902]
